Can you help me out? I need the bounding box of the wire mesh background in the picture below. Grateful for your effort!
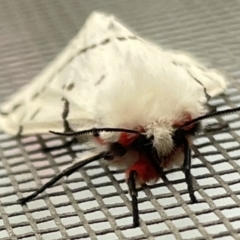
[0,1,240,239]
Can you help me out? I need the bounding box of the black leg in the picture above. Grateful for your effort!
[42,138,78,152]
[127,170,139,227]
[183,139,198,203]
[205,105,229,132]
[204,122,229,132]
[18,151,107,204]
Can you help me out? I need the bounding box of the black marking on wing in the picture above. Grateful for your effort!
[0,110,9,116]
[0,34,138,119]
[172,61,179,66]
[88,44,96,50]
[187,70,211,101]
[16,125,23,137]
[32,92,40,100]
[26,35,138,102]
[54,38,111,76]
[30,108,41,120]
[31,82,53,101]
[171,61,190,67]
[0,103,23,116]
[62,98,73,132]
[79,43,98,54]
[41,85,47,92]
[67,83,74,91]
[95,75,105,86]
[117,37,127,41]
[100,38,110,45]
[117,36,137,41]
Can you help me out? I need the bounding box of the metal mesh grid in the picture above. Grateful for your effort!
[0,1,240,239]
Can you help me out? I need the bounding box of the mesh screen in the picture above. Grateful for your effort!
[0,1,240,239]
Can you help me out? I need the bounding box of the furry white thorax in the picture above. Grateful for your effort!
[93,37,209,138]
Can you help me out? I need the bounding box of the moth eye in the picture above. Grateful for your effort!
[110,142,127,156]
[144,135,154,148]
[92,129,100,137]
[148,135,154,141]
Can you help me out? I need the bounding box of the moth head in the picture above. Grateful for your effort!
[145,121,174,157]
[90,123,174,157]
[49,105,240,157]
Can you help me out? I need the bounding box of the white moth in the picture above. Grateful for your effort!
[0,12,235,227]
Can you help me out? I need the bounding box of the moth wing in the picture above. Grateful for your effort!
[0,12,228,136]
[84,18,228,127]
[0,12,118,135]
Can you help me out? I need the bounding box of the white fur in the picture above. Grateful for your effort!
[0,12,227,158]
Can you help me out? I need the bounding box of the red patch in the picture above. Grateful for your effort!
[126,153,160,184]
[118,126,144,147]
[95,137,104,145]
[118,132,139,146]
[95,133,138,146]
[173,113,193,130]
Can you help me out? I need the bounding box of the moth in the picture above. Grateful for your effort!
[0,12,239,227]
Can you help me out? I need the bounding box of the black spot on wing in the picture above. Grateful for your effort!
[32,92,40,100]
[100,38,110,45]
[30,108,41,120]
[95,75,105,86]
[41,85,47,92]
[16,125,23,137]
[172,61,179,66]
[67,83,74,91]
[0,103,23,116]
[117,36,137,41]
[31,83,53,101]
[62,98,73,132]
[54,39,111,77]
[41,36,137,89]
[0,112,5,116]
[79,44,97,54]
[172,61,190,67]
[88,44,96,50]
[117,37,127,41]
[0,110,9,116]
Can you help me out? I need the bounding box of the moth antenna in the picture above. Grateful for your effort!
[181,106,240,129]
[18,151,109,204]
[49,127,139,137]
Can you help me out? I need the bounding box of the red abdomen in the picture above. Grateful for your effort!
[126,153,160,184]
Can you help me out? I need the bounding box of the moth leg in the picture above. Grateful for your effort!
[205,105,229,132]
[204,122,229,132]
[43,138,78,152]
[18,151,108,204]
[127,170,139,227]
[183,139,198,203]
